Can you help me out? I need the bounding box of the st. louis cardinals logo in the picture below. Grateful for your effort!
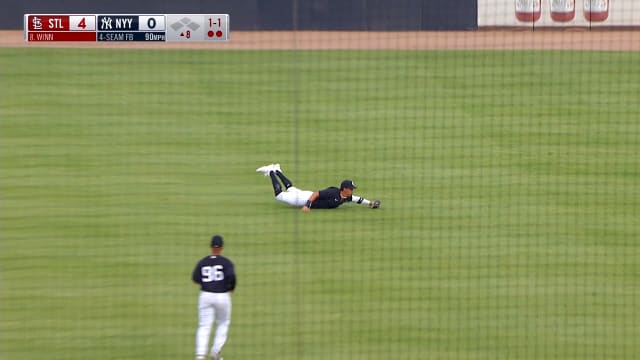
[31,16,42,30]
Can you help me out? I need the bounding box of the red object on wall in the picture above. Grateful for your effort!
[584,0,609,22]
[515,0,542,22]
[551,0,576,22]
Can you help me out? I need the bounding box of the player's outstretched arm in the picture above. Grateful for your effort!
[352,196,381,209]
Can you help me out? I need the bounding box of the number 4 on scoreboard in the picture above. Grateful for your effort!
[69,15,96,31]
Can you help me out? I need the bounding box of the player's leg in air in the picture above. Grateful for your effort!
[270,164,292,196]
[256,164,312,207]
[257,163,286,195]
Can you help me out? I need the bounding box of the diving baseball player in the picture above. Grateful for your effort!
[256,163,381,212]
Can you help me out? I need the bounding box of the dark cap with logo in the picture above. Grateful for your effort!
[210,235,224,248]
[340,180,357,189]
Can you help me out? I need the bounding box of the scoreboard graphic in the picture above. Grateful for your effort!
[24,14,229,42]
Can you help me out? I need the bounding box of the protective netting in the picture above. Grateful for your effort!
[1,4,639,360]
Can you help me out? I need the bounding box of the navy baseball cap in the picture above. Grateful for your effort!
[210,235,224,248]
[340,180,357,189]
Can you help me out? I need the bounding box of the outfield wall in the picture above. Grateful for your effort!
[479,0,640,27]
[2,1,639,31]
[0,0,476,31]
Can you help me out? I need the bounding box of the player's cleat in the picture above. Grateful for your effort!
[256,164,275,176]
[195,356,206,360]
[210,353,222,360]
[272,163,281,173]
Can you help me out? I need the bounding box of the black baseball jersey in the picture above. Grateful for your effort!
[192,255,236,293]
[310,187,352,209]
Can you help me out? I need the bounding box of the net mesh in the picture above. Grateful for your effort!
[1,3,639,360]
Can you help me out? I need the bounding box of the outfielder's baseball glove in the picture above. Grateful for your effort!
[370,200,381,209]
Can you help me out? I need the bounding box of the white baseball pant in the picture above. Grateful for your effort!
[275,186,314,207]
[195,291,232,357]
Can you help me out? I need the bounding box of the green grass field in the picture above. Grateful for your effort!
[1,48,639,360]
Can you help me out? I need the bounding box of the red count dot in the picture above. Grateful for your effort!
[207,31,214,38]
[216,31,223,37]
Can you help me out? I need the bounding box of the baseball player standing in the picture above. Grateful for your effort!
[192,235,236,360]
